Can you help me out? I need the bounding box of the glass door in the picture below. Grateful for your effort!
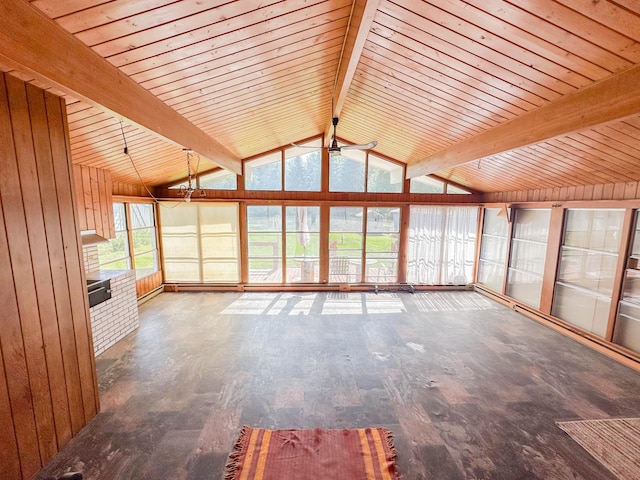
[285,206,320,282]
[247,205,282,283]
[328,207,363,282]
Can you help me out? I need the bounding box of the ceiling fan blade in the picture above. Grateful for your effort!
[341,141,377,151]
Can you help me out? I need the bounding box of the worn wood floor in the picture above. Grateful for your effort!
[36,291,640,479]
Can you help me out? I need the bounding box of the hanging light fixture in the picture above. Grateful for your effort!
[179,149,205,202]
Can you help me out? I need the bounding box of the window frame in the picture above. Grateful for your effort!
[98,201,160,280]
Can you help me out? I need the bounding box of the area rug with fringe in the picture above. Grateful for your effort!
[225,426,401,480]
[556,418,640,480]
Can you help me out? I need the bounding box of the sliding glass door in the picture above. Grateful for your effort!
[247,205,282,283]
[552,209,624,337]
[285,206,320,283]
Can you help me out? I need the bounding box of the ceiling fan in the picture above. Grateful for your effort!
[292,117,377,155]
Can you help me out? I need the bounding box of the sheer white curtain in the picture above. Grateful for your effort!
[407,206,479,285]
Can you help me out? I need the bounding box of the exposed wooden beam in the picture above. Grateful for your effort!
[406,62,640,178]
[324,0,381,145]
[0,0,242,174]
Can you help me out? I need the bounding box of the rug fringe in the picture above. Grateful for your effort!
[382,428,402,479]
[382,428,398,460]
[224,426,250,480]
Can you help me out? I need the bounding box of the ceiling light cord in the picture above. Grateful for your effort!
[119,121,159,203]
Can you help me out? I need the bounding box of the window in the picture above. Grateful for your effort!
[506,209,550,308]
[407,206,478,284]
[552,209,624,338]
[365,207,401,282]
[98,202,159,279]
[367,154,403,193]
[130,203,158,280]
[409,176,471,194]
[329,207,364,282]
[98,202,130,270]
[329,149,405,193]
[477,208,510,292]
[410,176,445,193]
[285,206,320,282]
[199,169,237,190]
[247,205,282,282]
[245,151,282,190]
[160,203,240,282]
[284,140,321,192]
[329,150,365,192]
[446,184,471,194]
[614,211,640,354]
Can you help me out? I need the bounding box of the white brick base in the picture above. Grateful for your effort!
[89,270,139,356]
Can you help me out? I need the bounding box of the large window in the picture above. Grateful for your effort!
[284,140,321,192]
[615,211,640,354]
[329,207,363,282]
[506,209,550,309]
[477,208,510,292]
[367,155,403,193]
[329,149,404,193]
[98,202,130,270]
[329,150,365,192]
[407,206,478,284]
[98,202,159,279]
[410,176,445,194]
[199,169,237,190]
[365,207,401,282]
[552,209,624,337]
[161,203,240,282]
[245,152,282,190]
[327,207,402,283]
[285,206,320,282]
[247,205,282,282]
[409,175,471,194]
[245,139,322,192]
[130,203,159,280]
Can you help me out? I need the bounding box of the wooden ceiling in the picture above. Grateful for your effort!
[2,0,640,192]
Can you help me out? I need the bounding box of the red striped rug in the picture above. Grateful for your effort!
[225,426,402,480]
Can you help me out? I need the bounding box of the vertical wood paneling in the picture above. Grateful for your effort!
[81,165,95,231]
[97,167,110,237]
[319,204,330,283]
[397,204,410,283]
[136,270,163,298]
[0,73,45,478]
[106,171,115,238]
[0,74,100,478]
[26,83,74,450]
[539,207,565,314]
[239,202,248,284]
[73,165,87,231]
[0,341,21,480]
[5,73,57,466]
[55,93,99,421]
[483,180,640,204]
[74,165,115,238]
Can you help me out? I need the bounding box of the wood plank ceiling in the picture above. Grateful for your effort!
[2,0,640,192]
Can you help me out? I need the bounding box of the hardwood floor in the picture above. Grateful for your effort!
[36,291,640,479]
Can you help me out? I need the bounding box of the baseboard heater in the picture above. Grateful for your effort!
[474,284,640,368]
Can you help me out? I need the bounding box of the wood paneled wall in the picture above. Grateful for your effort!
[73,164,115,238]
[155,187,484,204]
[483,180,640,203]
[136,270,163,298]
[0,73,99,479]
[112,180,153,198]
